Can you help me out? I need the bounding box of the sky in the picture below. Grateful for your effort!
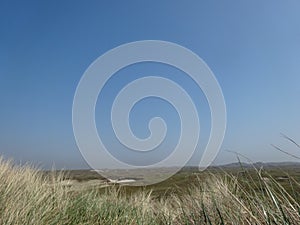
[1,1,300,169]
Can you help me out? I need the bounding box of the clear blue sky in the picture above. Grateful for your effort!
[1,1,300,169]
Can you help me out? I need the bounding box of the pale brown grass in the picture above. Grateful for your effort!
[0,156,300,224]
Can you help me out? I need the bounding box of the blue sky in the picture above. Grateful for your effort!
[1,1,300,169]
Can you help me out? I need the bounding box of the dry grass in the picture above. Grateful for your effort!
[0,156,300,224]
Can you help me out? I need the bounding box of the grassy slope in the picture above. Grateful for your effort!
[1,156,300,224]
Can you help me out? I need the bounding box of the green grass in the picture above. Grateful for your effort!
[1,156,300,224]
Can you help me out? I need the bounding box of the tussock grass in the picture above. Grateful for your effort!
[0,156,300,225]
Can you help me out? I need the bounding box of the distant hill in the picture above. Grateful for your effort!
[217,161,300,169]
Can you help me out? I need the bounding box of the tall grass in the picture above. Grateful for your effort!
[0,156,300,225]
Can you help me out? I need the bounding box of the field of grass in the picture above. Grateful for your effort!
[1,157,300,224]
